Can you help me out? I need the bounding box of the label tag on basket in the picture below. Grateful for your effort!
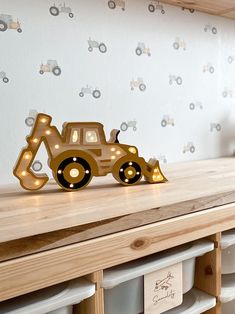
[144,262,183,314]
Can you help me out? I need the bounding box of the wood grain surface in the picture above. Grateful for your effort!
[1,158,235,244]
[1,202,235,302]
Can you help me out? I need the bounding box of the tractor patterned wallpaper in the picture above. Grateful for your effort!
[1,0,235,184]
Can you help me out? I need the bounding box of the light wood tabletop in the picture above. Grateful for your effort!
[1,157,235,244]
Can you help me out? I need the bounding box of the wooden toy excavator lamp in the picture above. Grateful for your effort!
[13,113,167,191]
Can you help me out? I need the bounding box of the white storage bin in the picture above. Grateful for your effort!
[0,278,95,314]
[165,288,216,314]
[221,229,235,274]
[220,273,235,314]
[102,239,214,314]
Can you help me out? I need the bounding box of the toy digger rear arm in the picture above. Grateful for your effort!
[13,114,62,191]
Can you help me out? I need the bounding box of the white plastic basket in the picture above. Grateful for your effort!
[165,288,216,314]
[221,229,235,274]
[220,273,235,314]
[0,278,95,314]
[102,240,214,314]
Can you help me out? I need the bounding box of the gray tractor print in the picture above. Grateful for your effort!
[32,160,43,172]
[120,120,137,132]
[79,85,101,98]
[40,60,61,76]
[189,101,203,110]
[173,37,186,50]
[210,123,221,132]
[161,115,175,127]
[88,39,107,53]
[203,63,214,74]
[158,154,167,164]
[0,14,22,33]
[228,56,235,64]
[49,3,74,18]
[25,110,39,127]
[182,7,195,13]
[148,1,165,14]
[108,0,125,10]
[183,142,195,154]
[222,88,233,98]
[0,71,9,83]
[130,78,146,91]
[204,24,217,34]
[169,75,182,85]
[136,43,151,56]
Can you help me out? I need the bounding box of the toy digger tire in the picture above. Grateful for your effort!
[176,77,182,85]
[148,4,155,12]
[88,46,93,52]
[190,9,195,13]
[79,92,84,97]
[17,28,22,33]
[113,160,142,185]
[161,9,165,14]
[69,13,74,18]
[39,70,44,75]
[108,1,116,9]
[52,66,61,76]
[3,77,9,83]
[209,67,214,74]
[55,157,92,191]
[0,20,7,32]
[50,6,60,16]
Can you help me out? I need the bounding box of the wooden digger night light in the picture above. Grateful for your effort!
[13,113,167,191]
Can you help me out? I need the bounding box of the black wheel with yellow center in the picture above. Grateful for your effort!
[114,161,142,185]
[55,157,92,191]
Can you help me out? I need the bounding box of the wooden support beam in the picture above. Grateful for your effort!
[194,233,222,314]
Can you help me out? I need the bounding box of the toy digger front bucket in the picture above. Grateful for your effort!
[143,158,167,184]
[13,149,49,191]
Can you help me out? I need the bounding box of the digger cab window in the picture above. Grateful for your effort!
[70,128,81,144]
[84,129,100,145]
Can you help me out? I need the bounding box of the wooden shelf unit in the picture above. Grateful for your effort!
[160,0,235,19]
[1,158,235,313]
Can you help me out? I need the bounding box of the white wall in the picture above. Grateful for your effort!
[1,0,235,185]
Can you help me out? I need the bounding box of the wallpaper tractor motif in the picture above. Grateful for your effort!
[173,37,186,50]
[210,123,221,132]
[79,85,101,98]
[148,1,165,14]
[0,14,22,33]
[183,142,195,154]
[203,63,214,74]
[189,102,203,110]
[88,39,107,53]
[222,88,233,98]
[49,3,74,18]
[182,7,195,13]
[0,71,9,83]
[135,43,151,56]
[108,0,125,10]
[169,75,182,85]
[204,24,217,34]
[228,56,235,64]
[158,154,167,164]
[161,115,175,127]
[39,60,61,76]
[25,110,39,127]
[130,78,146,91]
[120,120,137,132]
[13,113,167,191]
